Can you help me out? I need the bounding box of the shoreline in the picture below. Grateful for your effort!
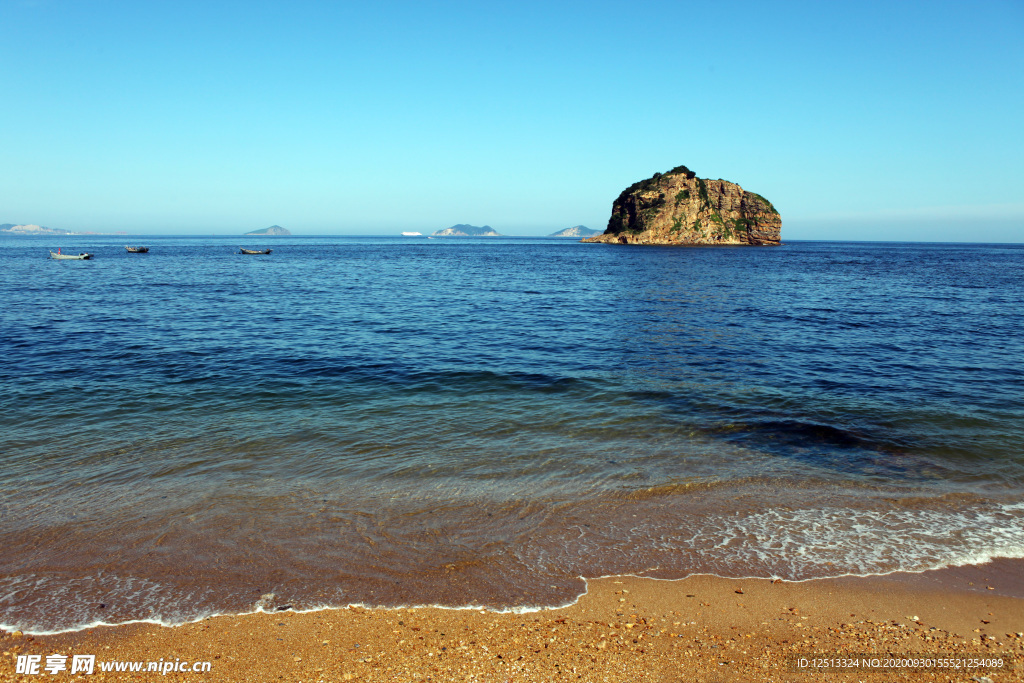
[3,561,1022,681]
[7,557,1024,638]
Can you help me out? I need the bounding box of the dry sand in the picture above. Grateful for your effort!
[3,561,1023,682]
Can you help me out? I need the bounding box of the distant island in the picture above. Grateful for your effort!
[245,225,291,236]
[583,165,781,246]
[549,225,601,238]
[431,224,502,237]
[1,223,64,235]
[1,223,126,236]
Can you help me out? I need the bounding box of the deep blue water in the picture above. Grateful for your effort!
[1,235,1023,632]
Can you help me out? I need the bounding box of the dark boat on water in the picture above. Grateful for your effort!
[125,246,149,253]
[239,248,272,255]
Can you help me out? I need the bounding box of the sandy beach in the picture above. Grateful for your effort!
[3,561,1022,682]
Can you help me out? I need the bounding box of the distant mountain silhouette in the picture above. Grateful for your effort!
[244,225,291,235]
[431,224,502,236]
[549,225,601,237]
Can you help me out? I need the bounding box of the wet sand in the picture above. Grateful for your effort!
[3,562,1023,682]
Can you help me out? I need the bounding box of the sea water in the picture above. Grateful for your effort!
[1,235,1022,633]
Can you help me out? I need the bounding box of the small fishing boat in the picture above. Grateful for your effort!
[125,246,149,253]
[239,248,272,255]
[50,250,92,260]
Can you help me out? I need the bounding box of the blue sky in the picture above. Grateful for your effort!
[1,0,1022,239]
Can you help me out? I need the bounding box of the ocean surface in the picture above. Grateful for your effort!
[1,235,1023,633]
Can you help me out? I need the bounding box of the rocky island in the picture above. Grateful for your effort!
[549,225,601,237]
[245,225,291,236]
[431,224,502,237]
[583,165,781,245]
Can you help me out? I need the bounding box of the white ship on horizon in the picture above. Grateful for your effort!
[401,231,423,236]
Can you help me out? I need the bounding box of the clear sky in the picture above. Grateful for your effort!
[1,0,1022,240]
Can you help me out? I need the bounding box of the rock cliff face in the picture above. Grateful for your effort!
[583,165,781,246]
